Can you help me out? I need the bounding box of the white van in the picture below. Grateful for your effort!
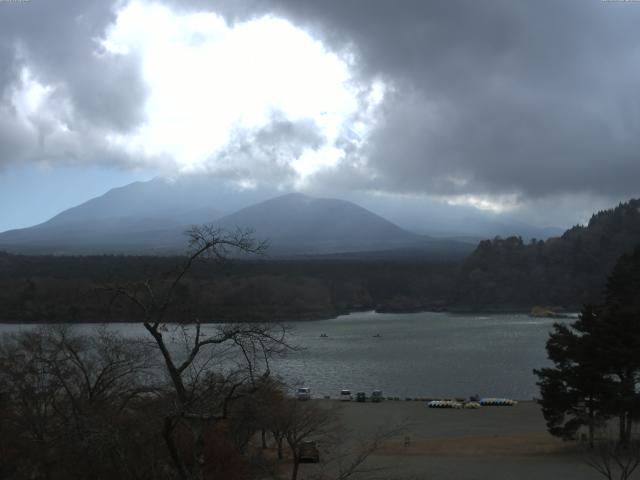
[297,387,311,400]
[340,389,353,401]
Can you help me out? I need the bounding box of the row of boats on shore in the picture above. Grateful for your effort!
[319,333,381,338]
[428,397,518,408]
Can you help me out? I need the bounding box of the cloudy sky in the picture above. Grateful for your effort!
[1,0,639,232]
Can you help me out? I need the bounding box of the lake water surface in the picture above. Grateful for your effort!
[0,311,571,400]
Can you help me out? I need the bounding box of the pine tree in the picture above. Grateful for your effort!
[597,246,640,445]
[535,305,613,447]
[535,246,640,446]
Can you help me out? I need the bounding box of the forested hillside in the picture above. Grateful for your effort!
[451,199,640,310]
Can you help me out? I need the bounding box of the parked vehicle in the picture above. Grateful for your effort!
[356,392,366,402]
[297,387,311,401]
[298,441,320,463]
[340,389,352,401]
[371,390,383,402]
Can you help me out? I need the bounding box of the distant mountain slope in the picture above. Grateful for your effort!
[44,178,192,226]
[40,176,271,227]
[0,176,267,254]
[205,192,473,256]
[211,193,421,252]
[1,188,470,257]
[0,218,185,254]
[0,176,226,253]
[451,198,640,309]
[0,174,562,255]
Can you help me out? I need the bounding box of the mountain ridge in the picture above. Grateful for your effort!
[0,190,473,258]
[1,176,562,238]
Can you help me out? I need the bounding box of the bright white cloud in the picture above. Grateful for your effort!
[11,68,52,122]
[7,68,75,164]
[446,194,521,214]
[291,146,344,180]
[103,1,384,185]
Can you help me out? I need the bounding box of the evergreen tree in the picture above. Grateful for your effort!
[535,305,613,447]
[535,246,640,446]
[597,246,640,445]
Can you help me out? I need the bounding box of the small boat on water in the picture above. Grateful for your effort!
[320,333,328,338]
[373,333,381,338]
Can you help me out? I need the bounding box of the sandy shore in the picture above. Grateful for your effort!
[303,399,604,480]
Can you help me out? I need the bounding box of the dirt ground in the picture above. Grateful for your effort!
[296,399,608,480]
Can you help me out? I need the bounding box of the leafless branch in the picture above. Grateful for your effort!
[585,439,640,480]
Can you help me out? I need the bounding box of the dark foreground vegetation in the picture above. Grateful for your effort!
[0,324,390,480]
[1,199,639,322]
[0,227,390,480]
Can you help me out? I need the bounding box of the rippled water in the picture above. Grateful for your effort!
[272,311,570,400]
[0,311,571,400]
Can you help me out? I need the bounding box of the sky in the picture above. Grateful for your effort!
[0,0,639,232]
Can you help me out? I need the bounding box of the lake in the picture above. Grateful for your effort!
[0,311,571,400]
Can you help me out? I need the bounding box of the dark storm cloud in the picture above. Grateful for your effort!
[0,0,146,168]
[191,0,640,202]
[253,117,324,154]
[0,43,21,99]
[2,0,639,211]
[207,116,325,186]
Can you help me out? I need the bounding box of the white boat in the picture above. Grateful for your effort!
[479,397,517,406]
[427,400,462,409]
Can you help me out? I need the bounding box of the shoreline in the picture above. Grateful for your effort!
[0,306,580,324]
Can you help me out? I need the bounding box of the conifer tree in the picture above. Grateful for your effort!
[535,246,640,446]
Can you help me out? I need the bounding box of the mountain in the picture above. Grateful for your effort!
[0,176,275,254]
[210,193,424,255]
[0,217,185,254]
[1,173,562,258]
[0,175,562,255]
[451,198,640,310]
[0,187,475,257]
[41,176,276,227]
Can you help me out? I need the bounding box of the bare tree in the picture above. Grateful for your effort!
[106,226,291,480]
[585,439,640,480]
[0,326,158,480]
[0,329,63,479]
[260,394,341,480]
